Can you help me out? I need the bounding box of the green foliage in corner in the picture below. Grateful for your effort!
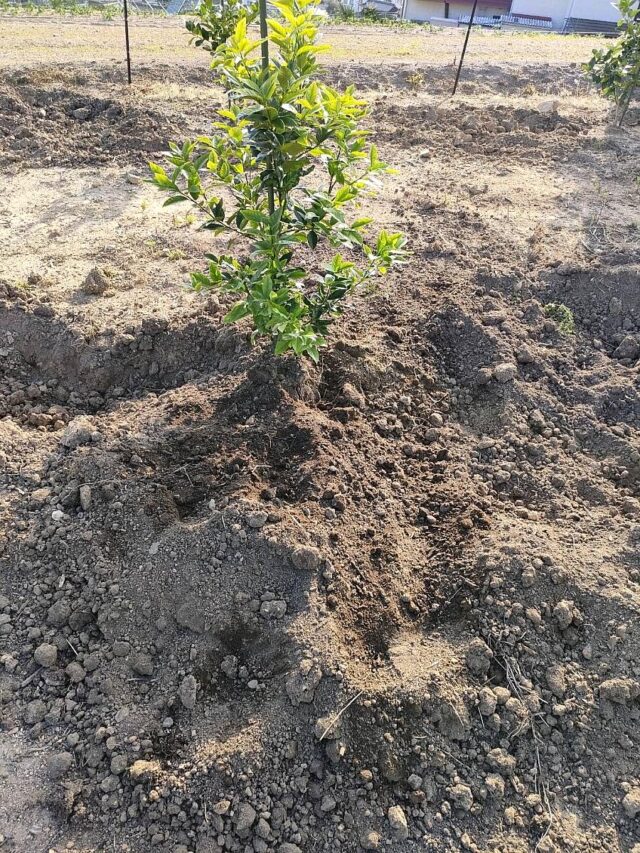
[584,0,640,126]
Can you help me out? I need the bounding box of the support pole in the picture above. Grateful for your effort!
[258,0,275,215]
[451,0,478,96]
[259,0,269,70]
[123,0,132,85]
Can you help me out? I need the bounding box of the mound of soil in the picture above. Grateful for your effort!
[0,69,210,170]
[1,53,640,853]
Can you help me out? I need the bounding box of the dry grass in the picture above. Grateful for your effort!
[0,15,612,69]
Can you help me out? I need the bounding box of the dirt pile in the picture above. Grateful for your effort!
[1,53,640,853]
[0,70,202,170]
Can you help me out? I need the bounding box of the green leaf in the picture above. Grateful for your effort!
[224,300,251,323]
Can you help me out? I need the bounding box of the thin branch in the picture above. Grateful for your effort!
[319,690,364,741]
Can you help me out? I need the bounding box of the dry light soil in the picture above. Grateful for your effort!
[1,16,640,853]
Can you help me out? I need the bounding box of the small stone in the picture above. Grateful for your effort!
[546,663,566,698]
[100,774,119,793]
[234,802,256,837]
[553,599,574,630]
[60,416,94,449]
[279,845,302,853]
[321,794,337,812]
[478,686,497,716]
[260,600,287,619]
[34,643,58,668]
[613,335,639,361]
[110,754,128,775]
[24,699,47,724]
[465,638,493,675]
[360,830,380,850]
[175,600,205,634]
[485,773,505,799]
[487,747,517,776]
[291,545,322,571]
[113,641,131,657]
[72,106,91,120]
[1,654,18,673]
[255,817,271,839]
[493,362,517,383]
[600,678,640,705]
[213,799,231,815]
[129,653,154,677]
[504,805,518,826]
[609,296,623,316]
[387,805,409,839]
[526,606,542,625]
[179,674,197,710]
[66,661,86,683]
[69,608,92,631]
[79,484,92,511]
[539,99,559,114]
[450,783,473,812]
[516,345,535,364]
[476,367,493,385]
[408,773,423,790]
[494,687,511,705]
[129,760,160,780]
[47,752,73,779]
[81,267,110,295]
[220,655,238,679]
[47,600,70,627]
[342,381,366,408]
[286,659,323,705]
[315,714,341,740]
[622,788,640,818]
[378,746,403,782]
[247,511,268,528]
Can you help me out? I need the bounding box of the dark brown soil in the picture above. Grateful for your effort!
[1,47,640,853]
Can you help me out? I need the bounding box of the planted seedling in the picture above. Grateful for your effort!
[150,0,406,360]
[544,303,575,335]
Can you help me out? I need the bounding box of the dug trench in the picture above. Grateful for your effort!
[1,54,640,853]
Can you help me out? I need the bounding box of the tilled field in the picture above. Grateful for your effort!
[1,23,640,853]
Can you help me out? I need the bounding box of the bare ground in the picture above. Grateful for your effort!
[1,19,640,853]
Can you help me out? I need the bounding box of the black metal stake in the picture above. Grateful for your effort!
[123,0,132,85]
[258,0,275,214]
[452,0,478,96]
[258,0,269,70]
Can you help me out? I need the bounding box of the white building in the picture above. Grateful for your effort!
[404,0,620,30]
[404,0,509,22]
[510,0,618,29]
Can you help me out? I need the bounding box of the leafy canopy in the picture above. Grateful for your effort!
[584,0,640,126]
[150,0,406,360]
